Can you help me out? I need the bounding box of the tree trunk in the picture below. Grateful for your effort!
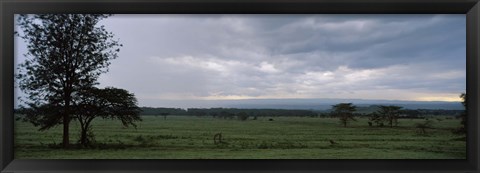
[63,95,71,148]
[80,126,87,146]
[80,118,95,146]
[63,114,70,148]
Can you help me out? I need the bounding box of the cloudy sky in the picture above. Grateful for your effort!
[15,14,466,107]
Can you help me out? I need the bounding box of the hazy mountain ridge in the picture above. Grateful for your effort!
[142,98,464,110]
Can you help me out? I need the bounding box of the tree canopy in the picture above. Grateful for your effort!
[16,14,121,147]
[74,87,142,146]
[377,105,402,127]
[331,103,357,127]
[456,93,466,134]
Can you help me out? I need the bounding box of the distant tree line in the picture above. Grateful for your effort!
[15,106,463,120]
[140,107,188,115]
[18,106,459,120]
[137,107,318,118]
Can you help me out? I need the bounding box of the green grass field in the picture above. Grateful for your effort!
[14,115,466,159]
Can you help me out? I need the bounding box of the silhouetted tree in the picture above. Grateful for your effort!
[237,112,249,121]
[378,106,402,127]
[415,119,433,135]
[16,14,121,148]
[210,112,218,118]
[368,112,385,127]
[160,113,170,120]
[400,109,421,118]
[331,103,357,127]
[74,87,141,146]
[454,93,467,134]
[220,111,231,119]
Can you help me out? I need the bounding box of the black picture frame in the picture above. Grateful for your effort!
[1,0,479,172]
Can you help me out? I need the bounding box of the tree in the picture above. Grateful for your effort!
[160,113,170,120]
[74,87,141,146]
[400,109,420,119]
[16,14,121,148]
[377,105,402,127]
[210,112,218,118]
[220,111,231,119]
[331,103,357,127]
[237,112,249,121]
[415,119,433,135]
[454,93,467,134]
[368,112,385,127]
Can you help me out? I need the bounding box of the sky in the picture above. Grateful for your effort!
[15,14,466,107]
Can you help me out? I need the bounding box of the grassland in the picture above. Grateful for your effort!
[14,115,466,159]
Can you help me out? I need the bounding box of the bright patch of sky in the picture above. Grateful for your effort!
[15,14,466,107]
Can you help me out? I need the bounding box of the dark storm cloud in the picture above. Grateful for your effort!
[96,14,466,103]
[15,14,466,107]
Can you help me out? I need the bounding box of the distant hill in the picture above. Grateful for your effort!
[141,98,464,110]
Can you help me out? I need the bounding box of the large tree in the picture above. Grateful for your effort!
[74,87,141,146]
[16,14,121,148]
[331,103,357,127]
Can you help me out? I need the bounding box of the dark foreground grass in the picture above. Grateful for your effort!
[14,115,466,159]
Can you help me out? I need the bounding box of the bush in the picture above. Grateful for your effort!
[415,120,433,135]
[237,112,249,121]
